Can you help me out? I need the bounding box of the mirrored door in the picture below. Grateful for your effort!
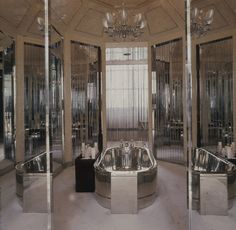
[152,39,184,163]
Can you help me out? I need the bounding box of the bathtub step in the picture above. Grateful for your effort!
[0,159,14,176]
[111,172,138,214]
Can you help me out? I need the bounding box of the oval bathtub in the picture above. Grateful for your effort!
[94,143,158,210]
[192,148,236,211]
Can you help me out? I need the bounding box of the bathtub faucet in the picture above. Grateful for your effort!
[121,142,132,169]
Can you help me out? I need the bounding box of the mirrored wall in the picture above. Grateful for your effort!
[152,39,184,163]
[24,40,64,166]
[0,32,15,163]
[71,41,101,158]
[24,43,46,158]
[197,38,233,152]
[50,40,64,166]
[106,47,148,143]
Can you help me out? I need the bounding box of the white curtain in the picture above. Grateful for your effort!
[106,47,148,141]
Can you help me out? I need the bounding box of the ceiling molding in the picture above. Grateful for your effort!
[161,0,184,29]
[93,0,157,9]
[69,31,104,47]
[51,0,82,25]
[146,6,178,36]
[138,0,161,13]
[0,0,30,27]
[165,0,184,19]
[0,19,18,37]
[17,4,42,35]
[75,9,104,37]
[217,0,236,26]
[66,2,89,33]
[148,30,184,46]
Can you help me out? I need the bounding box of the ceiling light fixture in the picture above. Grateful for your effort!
[191,7,214,37]
[103,3,146,40]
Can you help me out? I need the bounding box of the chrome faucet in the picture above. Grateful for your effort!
[121,142,132,169]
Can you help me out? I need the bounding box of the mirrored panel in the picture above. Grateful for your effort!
[71,41,101,158]
[24,43,46,158]
[1,1,50,230]
[197,38,233,152]
[152,39,184,163]
[0,31,15,164]
[50,38,64,167]
[190,0,236,229]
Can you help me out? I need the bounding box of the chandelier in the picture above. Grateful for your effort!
[191,7,214,37]
[103,3,146,40]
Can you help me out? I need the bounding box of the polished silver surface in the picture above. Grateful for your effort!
[111,171,138,214]
[94,143,157,211]
[200,174,228,215]
[23,173,52,213]
[192,148,236,213]
[151,39,184,163]
[15,151,60,212]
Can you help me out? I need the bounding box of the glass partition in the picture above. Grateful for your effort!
[106,47,148,142]
[71,41,101,158]
[152,39,184,163]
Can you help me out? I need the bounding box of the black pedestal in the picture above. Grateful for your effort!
[75,157,95,192]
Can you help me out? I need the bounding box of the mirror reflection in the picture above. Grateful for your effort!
[50,39,64,166]
[197,38,233,152]
[71,41,101,158]
[0,31,15,164]
[152,39,184,163]
[190,0,236,229]
[24,43,45,158]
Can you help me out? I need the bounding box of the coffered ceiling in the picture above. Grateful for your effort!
[0,0,235,43]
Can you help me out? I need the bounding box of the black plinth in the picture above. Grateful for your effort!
[75,157,96,192]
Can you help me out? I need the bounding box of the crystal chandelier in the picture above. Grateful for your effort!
[103,3,146,40]
[191,8,214,37]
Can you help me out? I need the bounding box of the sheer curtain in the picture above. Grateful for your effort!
[106,47,148,142]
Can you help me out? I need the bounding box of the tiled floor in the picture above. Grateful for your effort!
[1,161,236,230]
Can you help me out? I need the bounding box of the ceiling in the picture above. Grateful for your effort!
[0,0,235,43]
